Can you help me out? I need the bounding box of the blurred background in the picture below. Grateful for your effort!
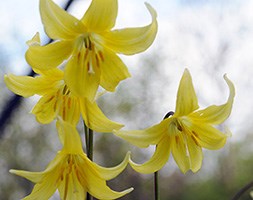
[1,0,253,199]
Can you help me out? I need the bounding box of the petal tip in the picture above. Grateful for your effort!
[144,2,157,19]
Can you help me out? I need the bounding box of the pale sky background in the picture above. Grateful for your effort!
[1,0,253,143]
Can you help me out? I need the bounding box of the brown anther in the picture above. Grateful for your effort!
[177,124,183,132]
[95,54,100,67]
[84,49,89,61]
[98,51,104,62]
[175,136,180,144]
[45,96,54,104]
[191,135,200,146]
[62,85,68,95]
[68,98,71,109]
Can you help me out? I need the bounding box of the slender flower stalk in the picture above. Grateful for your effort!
[84,121,94,200]
[154,111,174,200]
[154,170,160,200]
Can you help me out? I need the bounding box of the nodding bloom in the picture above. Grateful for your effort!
[4,34,123,132]
[26,0,158,101]
[10,121,133,200]
[115,69,235,174]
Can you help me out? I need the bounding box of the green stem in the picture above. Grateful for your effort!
[154,170,160,200]
[153,111,174,200]
[83,121,94,200]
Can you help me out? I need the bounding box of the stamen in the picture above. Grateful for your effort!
[98,51,104,62]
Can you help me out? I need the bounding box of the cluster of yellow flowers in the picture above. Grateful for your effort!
[5,0,235,199]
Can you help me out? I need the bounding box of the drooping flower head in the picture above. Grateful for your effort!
[115,69,235,174]
[10,120,133,199]
[5,34,123,132]
[26,0,158,101]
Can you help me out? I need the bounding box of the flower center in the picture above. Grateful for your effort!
[76,35,105,74]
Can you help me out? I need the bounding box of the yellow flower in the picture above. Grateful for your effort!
[10,121,133,200]
[5,34,122,132]
[114,69,235,174]
[26,0,158,101]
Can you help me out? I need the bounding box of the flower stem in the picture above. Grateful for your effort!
[154,111,174,200]
[84,121,94,200]
[154,170,160,200]
[231,180,253,200]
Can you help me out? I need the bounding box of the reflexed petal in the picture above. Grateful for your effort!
[114,120,168,148]
[85,167,133,199]
[93,152,130,180]
[129,136,171,174]
[10,169,59,200]
[4,72,60,97]
[174,69,199,116]
[189,75,235,124]
[22,172,59,200]
[80,98,123,133]
[81,0,118,32]
[9,170,44,183]
[64,53,100,101]
[99,49,131,92]
[190,122,227,150]
[26,41,73,70]
[171,134,190,174]
[40,0,85,39]
[186,134,203,173]
[31,94,58,124]
[101,3,158,55]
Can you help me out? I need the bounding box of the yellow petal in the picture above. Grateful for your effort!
[186,134,203,173]
[81,0,118,32]
[189,74,235,124]
[93,152,130,180]
[174,69,199,116]
[171,134,190,174]
[80,98,123,133]
[114,120,167,148]
[9,170,43,183]
[40,0,85,39]
[190,122,227,150]
[57,120,84,154]
[129,136,171,174]
[64,52,100,101]
[85,166,133,199]
[99,49,131,92]
[4,71,61,97]
[22,172,59,200]
[26,32,41,46]
[58,171,86,200]
[31,94,58,124]
[57,95,81,125]
[101,3,158,55]
[26,40,73,70]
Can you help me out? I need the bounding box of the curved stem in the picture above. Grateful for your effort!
[231,180,253,200]
[154,111,174,199]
